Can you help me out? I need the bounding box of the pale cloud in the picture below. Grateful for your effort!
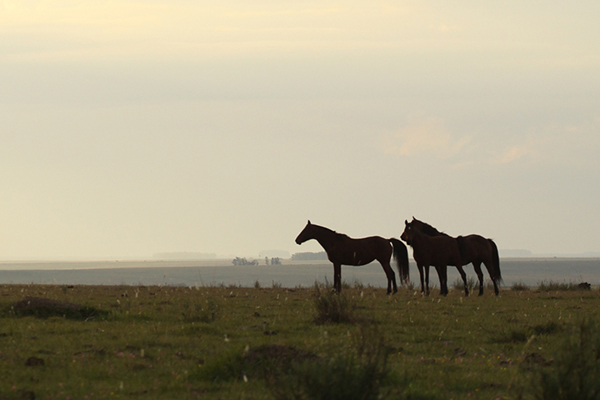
[383,118,471,159]
[493,144,535,165]
[491,117,600,167]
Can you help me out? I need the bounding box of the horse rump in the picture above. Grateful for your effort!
[390,238,409,284]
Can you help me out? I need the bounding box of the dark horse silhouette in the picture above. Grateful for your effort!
[295,221,409,294]
[401,219,469,296]
[409,217,502,295]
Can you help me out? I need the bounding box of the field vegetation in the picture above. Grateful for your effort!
[1,281,600,399]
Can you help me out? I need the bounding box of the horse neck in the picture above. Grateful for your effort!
[417,222,443,237]
[310,225,338,250]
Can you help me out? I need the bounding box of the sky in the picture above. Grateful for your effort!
[1,0,599,259]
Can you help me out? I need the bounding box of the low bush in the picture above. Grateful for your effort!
[537,281,592,292]
[512,281,530,291]
[535,319,600,399]
[7,297,108,320]
[270,326,394,400]
[180,298,219,323]
[196,344,318,384]
[452,276,477,293]
[313,282,357,324]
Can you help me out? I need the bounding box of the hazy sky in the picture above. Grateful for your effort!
[1,0,599,259]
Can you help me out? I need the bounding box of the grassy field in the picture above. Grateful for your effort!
[1,282,600,400]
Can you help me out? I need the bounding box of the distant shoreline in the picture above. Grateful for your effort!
[1,258,600,288]
[1,257,599,270]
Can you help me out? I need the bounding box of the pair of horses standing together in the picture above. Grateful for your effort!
[295,219,501,296]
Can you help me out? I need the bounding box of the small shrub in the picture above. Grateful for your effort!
[537,281,591,292]
[9,297,108,321]
[181,298,219,323]
[452,276,477,293]
[537,281,570,291]
[195,350,245,384]
[495,322,561,344]
[313,282,357,324]
[512,281,530,291]
[533,322,562,336]
[535,319,600,400]
[195,344,317,384]
[351,279,364,290]
[270,326,393,400]
[495,328,530,344]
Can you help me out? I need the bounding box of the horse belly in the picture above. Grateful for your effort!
[417,243,460,268]
[334,249,375,266]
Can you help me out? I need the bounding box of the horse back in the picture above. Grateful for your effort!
[328,235,391,266]
[458,234,494,264]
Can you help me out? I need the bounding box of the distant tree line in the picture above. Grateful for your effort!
[232,257,258,266]
[291,251,327,261]
[265,257,282,265]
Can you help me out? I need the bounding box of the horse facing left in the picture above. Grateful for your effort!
[295,221,409,294]
[401,219,469,296]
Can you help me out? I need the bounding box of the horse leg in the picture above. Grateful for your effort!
[481,260,500,296]
[424,265,430,296]
[457,266,469,296]
[417,264,425,294]
[435,266,448,296]
[473,262,484,296]
[380,261,397,295]
[333,263,342,293]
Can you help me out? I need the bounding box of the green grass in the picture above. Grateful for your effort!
[2,283,600,399]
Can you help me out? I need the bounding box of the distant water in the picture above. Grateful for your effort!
[1,258,599,288]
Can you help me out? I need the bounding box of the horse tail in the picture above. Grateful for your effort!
[489,239,502,283]
[390,238,409,284]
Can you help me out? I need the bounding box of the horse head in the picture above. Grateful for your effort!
[400,219,414,245]
[295,220,314,245]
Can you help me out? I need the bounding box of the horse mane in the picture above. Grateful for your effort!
[312,223,349,240]
[412,218,447,236]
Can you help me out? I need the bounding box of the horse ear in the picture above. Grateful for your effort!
[405,220,408,225]
[307,220,311,225]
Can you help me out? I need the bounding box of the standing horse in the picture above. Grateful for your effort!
[295,221,409,294]
[409,217,502,296]
[401,220,469,296]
